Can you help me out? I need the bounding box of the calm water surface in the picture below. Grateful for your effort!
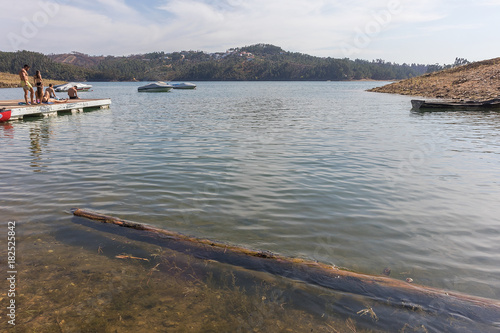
[1,81,500,329]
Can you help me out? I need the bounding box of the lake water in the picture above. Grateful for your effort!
[1,81,500,332]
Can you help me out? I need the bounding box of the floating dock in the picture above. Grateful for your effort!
[0,98,111,121]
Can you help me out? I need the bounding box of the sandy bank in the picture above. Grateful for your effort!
[0,72,66,88]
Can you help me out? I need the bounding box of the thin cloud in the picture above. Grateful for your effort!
[0,0,499,63]
[478,0,500,5]
[420,23,482,32]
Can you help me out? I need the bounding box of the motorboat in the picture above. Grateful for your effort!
[170,82,196,90]
[54,82,93,92]
[138,82,174,92]
[0,108,11,122]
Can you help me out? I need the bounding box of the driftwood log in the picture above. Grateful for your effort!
[72,208,500,329]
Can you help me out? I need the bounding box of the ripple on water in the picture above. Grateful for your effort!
[1,82,500,304]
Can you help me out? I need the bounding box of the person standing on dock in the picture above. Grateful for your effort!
[19,64,34,105]
[68,86,79,99]
[34,70,44,104]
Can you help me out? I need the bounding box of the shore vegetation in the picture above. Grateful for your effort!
[1,45,438,84]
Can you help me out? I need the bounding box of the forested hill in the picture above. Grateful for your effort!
[1,44,439,82]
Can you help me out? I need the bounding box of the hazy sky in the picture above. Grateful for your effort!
[1,0,499,64]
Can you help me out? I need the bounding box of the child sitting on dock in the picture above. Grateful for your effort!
[46,84,57,99]
[68,86,79,99]
[42,88,68,104]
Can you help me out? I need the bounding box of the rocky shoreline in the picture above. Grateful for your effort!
[368,57,500,101]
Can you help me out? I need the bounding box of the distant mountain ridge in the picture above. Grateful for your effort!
[1,44,446,82]
[49,52,105,68]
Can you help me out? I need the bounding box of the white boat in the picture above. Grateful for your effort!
[54,82,92,92]
[170,82,196,90]
[138,82,174,92]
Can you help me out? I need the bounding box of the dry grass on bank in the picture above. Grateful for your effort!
[0,72,66,88]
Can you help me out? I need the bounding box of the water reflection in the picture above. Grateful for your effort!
[1,82,500,331]
[29,122,52,172]
[0,122,14,138]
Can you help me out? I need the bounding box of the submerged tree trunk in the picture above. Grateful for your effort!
[72,208,500,329]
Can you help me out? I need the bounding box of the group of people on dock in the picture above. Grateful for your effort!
[19,64,79,105]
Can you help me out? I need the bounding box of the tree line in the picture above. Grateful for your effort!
[0,45,465,82]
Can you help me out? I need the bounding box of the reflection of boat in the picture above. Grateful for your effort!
[171,82,196,90]
[0,108,12,122]
[54,82,93,92]
[138,82,174,92]
[411,98,500,111]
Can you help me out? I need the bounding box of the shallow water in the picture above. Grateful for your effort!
[1,81,500,331]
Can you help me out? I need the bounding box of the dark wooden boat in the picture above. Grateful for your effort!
[411,98,500,111]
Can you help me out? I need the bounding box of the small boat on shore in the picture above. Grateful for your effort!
[0,108,12,122]
[54,82,93,92]
[170,82,196,90]
[411,98,500,111]
[138,82,174,92]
